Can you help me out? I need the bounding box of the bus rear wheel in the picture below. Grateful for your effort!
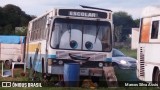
[155,69,160,87]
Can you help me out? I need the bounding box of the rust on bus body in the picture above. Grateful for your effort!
[140,17,151,43]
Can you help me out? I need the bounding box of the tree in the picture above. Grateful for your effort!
[15,26,27,36]
[134,19,140,27]
[0,6,4,25]
[0,4,33,35]
[113,11,137,42]
[114,25,122,42]
[3,24,13,34]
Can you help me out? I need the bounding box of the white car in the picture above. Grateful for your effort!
[112,48,137,69]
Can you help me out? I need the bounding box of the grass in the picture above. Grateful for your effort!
[0,64,28,81]
[113,47,138,81]
[0,87,159,90]
[118,47,137,59]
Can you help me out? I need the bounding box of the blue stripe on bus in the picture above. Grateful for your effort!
[34,61,42,72]
[105,58,112,62]
[48,55,56,58]
[27,54,112,73]
[28,54,56,59]
[27,54,56,73]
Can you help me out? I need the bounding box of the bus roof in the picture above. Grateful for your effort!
[141,6,160,18]
[29,7,112,24]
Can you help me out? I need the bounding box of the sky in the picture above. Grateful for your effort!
[0,0,160,19]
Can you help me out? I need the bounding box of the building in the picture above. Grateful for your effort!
[131,28,139,50]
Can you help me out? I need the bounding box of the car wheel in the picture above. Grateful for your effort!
[112,63,119,69]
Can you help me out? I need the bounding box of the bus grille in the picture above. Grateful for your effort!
[139,47,145,77]
[56,51,106,61]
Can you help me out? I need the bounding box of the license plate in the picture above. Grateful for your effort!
[80,68,89,75]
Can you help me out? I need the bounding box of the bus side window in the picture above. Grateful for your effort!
[33,31,36,41]
[151,21,159,39]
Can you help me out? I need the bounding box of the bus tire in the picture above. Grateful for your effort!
[29,57,36,80]
[42,58,45,79]
[112,63,119,69]
[30,57,32,69]
[155,68,160,87]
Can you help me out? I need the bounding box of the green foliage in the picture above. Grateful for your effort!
[0,4,33,35]
[113,12,134,26]
[114,25,122,42]
[117,47,137,59]
[134,19,140,27]
[113,11,138,42]
[15,26,28,36]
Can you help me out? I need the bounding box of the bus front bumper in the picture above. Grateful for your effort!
[48,66,103,76]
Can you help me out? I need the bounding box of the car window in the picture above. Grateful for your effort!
[112,49,125,57]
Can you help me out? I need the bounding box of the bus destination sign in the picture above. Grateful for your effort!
[69,11,97,18]
[58,9,108,19]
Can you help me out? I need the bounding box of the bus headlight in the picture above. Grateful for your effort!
[99,62,103,67]
[120,60,127,65]
[48,59,52,66]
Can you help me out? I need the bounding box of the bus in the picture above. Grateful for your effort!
[137,6,160,85]
[25,6,115,83]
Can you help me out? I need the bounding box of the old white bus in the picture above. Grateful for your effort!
[25,6,114,82]
[137,6,160,85]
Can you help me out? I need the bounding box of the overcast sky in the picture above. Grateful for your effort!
[1,0,160,19]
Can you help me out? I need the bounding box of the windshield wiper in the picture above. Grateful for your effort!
[67,22,72,41]
[95,20,100,43]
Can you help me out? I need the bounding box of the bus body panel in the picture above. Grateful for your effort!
[25,8,113,77]
[138,6,160,82]
[137,43,160,81]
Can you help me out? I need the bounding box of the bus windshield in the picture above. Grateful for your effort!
[51,18,112,52]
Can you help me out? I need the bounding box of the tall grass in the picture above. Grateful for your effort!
[115,47,137,59]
